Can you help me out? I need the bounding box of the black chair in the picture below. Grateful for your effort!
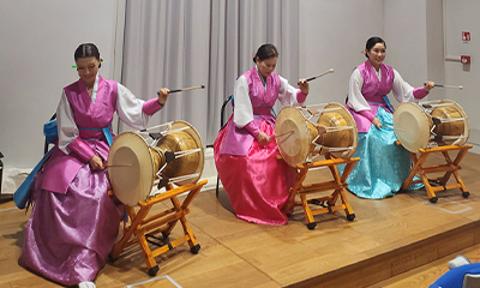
[206,95,234,198]
[44,113,57,154]
[0,151,10,203]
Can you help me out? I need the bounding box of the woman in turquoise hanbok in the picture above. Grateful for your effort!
[345,36,435,199]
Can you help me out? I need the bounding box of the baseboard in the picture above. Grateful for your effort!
[201,147,221,192]
[469,128,480,154]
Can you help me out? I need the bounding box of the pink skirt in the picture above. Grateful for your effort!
[214,118,295,225]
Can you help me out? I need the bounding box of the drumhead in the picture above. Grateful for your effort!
[318,102,358,158]
[108,132,155,206]
[275,107,313,167]
[394,102,431,153]
[431,99,469,145]
[160,120,204,186]
[452,100,470,142]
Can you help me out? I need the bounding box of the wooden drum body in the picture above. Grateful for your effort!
[394,99,469,153]
[275,102,358,167]
[108,120,204,206]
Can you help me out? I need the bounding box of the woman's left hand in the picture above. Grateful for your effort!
[157,88,170,105]
[424,81,435,91]
[297,79,309,95]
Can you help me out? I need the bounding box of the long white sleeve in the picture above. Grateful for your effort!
[57,91,79,154]
[346,68,371,112]
[232,76,254,128]
[391,69,416,103]
[278,75,303,106]
[116,83,152,130]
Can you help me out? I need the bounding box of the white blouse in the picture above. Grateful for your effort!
[57,74,152,154]
[233,70,304,128]
[347,67,418,112]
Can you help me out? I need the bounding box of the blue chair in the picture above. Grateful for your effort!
[13,113,56,209]
[43,113,57,153]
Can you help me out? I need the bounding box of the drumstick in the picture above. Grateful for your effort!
[105,164,132,168]
[275,130,294,139]
[157,85,205,96]
[303,68,335,83]
[429,83,463,90]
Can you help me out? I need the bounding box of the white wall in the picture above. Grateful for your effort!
[426,0,446,100]
[299,0,447,107]
[0,0,121,169]
[443,0,480,148]
[2,0,478,172]
[384,0,428,89]
[384,0,446,102]
[299,0,384,105]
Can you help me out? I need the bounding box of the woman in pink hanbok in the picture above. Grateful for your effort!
[214,44,309,225]
[19,43,170,288]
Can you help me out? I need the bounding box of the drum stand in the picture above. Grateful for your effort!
[110,179,207,276]
[401,144,473,203]
[286,154,359,230]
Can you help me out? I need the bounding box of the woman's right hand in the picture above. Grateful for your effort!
[372,117,382,129]
[89,155,105,170]
[424,81,435,91]
[157,88,170,105]
[257,131,271,146]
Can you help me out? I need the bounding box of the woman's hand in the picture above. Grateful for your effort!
[157,88,170,105]
[297,79,309,95]
[257,131,271,146]
[372,117,382,129]
[424,81,435,91]
[89,155,105,170]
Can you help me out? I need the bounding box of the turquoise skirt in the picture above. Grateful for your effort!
[343,107,421,199]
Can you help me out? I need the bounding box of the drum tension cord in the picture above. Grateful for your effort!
[156,151,176,189]
[149,132,164,140]
[145,233,174,250]
[307,199,328,207]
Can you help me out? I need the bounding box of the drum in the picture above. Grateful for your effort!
[394,99,469,153]
[108,120,204,206]
[275,102,358,167]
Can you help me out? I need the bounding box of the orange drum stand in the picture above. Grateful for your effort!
[401,144,472,203]
[285,154,359,230]
[110,179,207,276]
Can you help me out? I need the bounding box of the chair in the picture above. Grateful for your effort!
[0,151,10,203]
[205,95,234,198]
[13,113,57,208]
[44,113,57,154]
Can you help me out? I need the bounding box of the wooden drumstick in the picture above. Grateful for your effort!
[157,85,205,96]
[105,164,132,168]
[430,83,463,90]
[273,130,295,145]
[303,68,335,83]
[275,130,294,139]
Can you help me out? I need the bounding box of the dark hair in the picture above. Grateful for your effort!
[74,43,101,66]
[253,43,279,63]
[365,36,386,58]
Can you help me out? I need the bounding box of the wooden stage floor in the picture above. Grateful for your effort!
[1,152,480,287]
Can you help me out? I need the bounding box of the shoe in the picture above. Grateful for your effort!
[78,281,96,288]
[448,255,471,269]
